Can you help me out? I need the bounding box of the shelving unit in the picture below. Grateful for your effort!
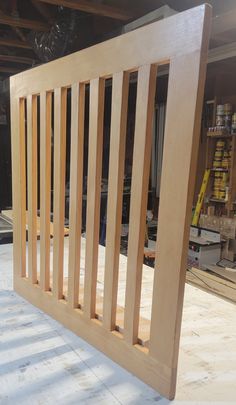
[204,103,236,216]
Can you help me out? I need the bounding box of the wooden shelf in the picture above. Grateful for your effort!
[203,97,236,215]
[207,130,232,138]
[210,168,229,172]
[209,198,228,203]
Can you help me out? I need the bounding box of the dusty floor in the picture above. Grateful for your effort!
[0,242,236,404]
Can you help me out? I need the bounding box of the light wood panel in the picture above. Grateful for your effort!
[149,50,210,374]
[40,91,52,291]
[11,97,26,278]
[84,78,105,318]
[10,5,211,399]
[52,87,67,299]
[68,83,85,308]
[103,71,129,330]
[10,6,211,98]
[27,95,38,284]
[19,98,26,278]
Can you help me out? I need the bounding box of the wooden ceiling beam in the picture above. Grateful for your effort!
[0,66,21,74]
[0,38,31,49]
[0,9,28,41]
[36,0,133,20]
[0,13,49,31]
[0,55,34,65]
[31,0,54,24]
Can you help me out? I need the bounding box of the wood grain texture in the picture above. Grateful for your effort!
[40,91,52,291]
[52,87,67,299]
[149,31,211,396]
[103,71,129,330]
[27,95,38,284]
[10,5,212,399]
[11,97,26,279]
[84,78,105,318]
[68,83,85,308]
[10,6,211,98]
[14,274,172,398]
[124,64,157,345]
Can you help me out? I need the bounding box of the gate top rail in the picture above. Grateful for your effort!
[11,5,211,97]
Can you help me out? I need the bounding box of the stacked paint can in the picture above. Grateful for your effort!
[215,103,233,131]
[212,171,229,200]
[222,150,230,169]
[215,104,224,128]
[232,113,236,134]
[212,140,230,200]
[225,103,233,131]
[212,171,221,199]
[212,140,224,169]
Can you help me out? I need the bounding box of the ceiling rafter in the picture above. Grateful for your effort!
[0,66,21,74]
[31,0,54,24]
[0,13,49,31]
[0,9,27,42]
[0,54,34,65]
[36,0,133,20]
[0,38,31,49]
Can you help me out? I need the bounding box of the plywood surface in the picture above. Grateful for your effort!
[1,243,236,403]
[1,210,69,237]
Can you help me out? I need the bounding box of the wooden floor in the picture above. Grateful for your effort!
[1,241,236,403]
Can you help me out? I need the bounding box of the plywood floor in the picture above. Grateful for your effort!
[1,241,236,404]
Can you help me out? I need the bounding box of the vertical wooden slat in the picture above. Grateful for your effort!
[84,78,105,318]
[40,91,52,291]
[27,95,38,284]
[124,64,157,344]
[103,71,129,330]
[149,53,208,388]
[68,83,85,308]
[11,97,26,279]
[52,87,67,299]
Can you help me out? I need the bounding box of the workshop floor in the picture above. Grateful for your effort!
[1,243,236,404]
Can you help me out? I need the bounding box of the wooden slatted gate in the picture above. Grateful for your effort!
[10,5,211,399]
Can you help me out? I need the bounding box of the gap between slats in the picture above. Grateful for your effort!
[102,71,129,330]
[84,78,105,318]
[123,64,157,345]
[67,83,85,308]
[40,91,52,291]
[52,87,67,300]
